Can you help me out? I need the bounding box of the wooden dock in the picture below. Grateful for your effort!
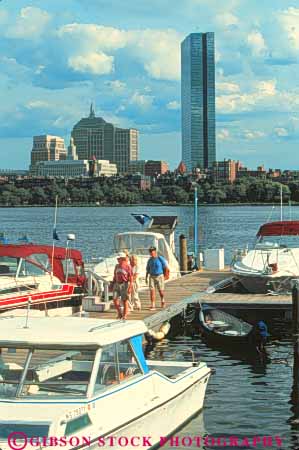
[87,268,292,328]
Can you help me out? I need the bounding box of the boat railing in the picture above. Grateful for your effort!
[171,348,196,364]
[88,320,123,333]
[85,269,110,303]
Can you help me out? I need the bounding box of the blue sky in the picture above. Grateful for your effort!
[0,0,298,170]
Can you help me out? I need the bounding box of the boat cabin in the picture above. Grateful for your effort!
[0,317,148,401]
[114,231,173,261]
[0,244,85,286]
[0,317,211,447]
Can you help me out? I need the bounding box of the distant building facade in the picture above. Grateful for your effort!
[30,135,67,170]
[67,137,78,160]
[236,164,266,179]
[128,160,147,175]
[71,105,138,173]
[0,169,29,178]
[145,160,169,177]
[181,33,216,171]
[212,159,239,183]
[128,160,169,177]
[34,159,117,178]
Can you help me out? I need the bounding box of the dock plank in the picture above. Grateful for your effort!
[87,267,293,326]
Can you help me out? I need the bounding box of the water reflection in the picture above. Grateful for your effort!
[147,326,293,450]
[288,338,299,450]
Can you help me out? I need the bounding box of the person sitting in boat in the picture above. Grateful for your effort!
[146,246,168,310]
[112,252,133,320]
[129,254,141,311]
[187,254,196,272]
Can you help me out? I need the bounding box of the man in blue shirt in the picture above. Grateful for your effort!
[146,246,168,310]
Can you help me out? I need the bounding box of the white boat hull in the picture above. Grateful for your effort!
[232,246,299,293]
[88,371,210,450]
[235,273,293,294]
[110,376,207,449]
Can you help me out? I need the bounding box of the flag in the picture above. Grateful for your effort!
[53,227,60,240]
[131,214,152,226]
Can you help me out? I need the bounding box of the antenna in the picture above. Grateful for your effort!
[280,184,283,222]
[51,195,59,276]
[23,297,32,329]
[65,233,76,283]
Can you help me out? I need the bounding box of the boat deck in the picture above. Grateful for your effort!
[88,268,292,328]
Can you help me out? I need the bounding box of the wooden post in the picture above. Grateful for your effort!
[179,234,188,275]
[290,339,299,429]
[292,281,299,332]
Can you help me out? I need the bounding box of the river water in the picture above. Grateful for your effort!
[1,205,298,449]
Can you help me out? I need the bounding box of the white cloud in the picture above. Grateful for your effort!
[217,129,231,140]
[167,100,180,110]
[243,130,266,140]
[216,81,240,94]
[247,30,268,57]
[257,80,276,96]
[215,12,239,28]
[26,100,49,109]
[58,23,127,51]
[0,10,8,24]
[57,24,182,80]
[278,7,299,52]
[68,52,114,75]
[6,7,51,39]
[35,65,46,75]
[129,92,154,110]
[216,79,279,113]
[127,29,181,81]
[105,80,126,92]
[274,127,289,137]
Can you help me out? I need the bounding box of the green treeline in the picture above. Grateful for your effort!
[0,176,297,206]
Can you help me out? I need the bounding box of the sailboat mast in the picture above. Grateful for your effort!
[51,196,58,275]
[280,184,283,222]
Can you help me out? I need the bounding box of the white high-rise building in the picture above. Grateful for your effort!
[30,135,67,171]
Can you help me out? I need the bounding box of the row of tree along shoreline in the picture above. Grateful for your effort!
[0,176,297,206]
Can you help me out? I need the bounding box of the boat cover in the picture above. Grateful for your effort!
[257,221,299,237]
[0,244,84,285]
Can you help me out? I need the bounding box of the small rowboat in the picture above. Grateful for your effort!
[198,304,254,347]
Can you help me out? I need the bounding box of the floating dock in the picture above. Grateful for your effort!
[87,268,292,328]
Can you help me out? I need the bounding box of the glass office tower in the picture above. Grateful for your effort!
[181,33,216,171]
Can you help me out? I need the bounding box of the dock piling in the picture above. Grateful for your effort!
[292,281,299,332]
[179,234,188,275]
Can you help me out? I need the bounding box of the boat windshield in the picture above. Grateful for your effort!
[0,255,50,278]
[0,257,19,277]
[114,234,158,256]
[257,235,299,249]
[0,347,96,398]
[114,234,169,259]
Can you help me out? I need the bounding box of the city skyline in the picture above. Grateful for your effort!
[181,32,216,171]
[0,1,298,170]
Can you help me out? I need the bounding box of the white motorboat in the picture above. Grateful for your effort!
[232,221,299,293]
[92,216,180,290]
[0,316,211,450]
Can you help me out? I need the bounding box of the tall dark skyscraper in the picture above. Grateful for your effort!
[181,32,216,171]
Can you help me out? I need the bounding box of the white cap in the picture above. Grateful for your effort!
[117,252,127,259]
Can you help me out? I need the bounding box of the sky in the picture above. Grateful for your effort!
[0,0,298,170]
